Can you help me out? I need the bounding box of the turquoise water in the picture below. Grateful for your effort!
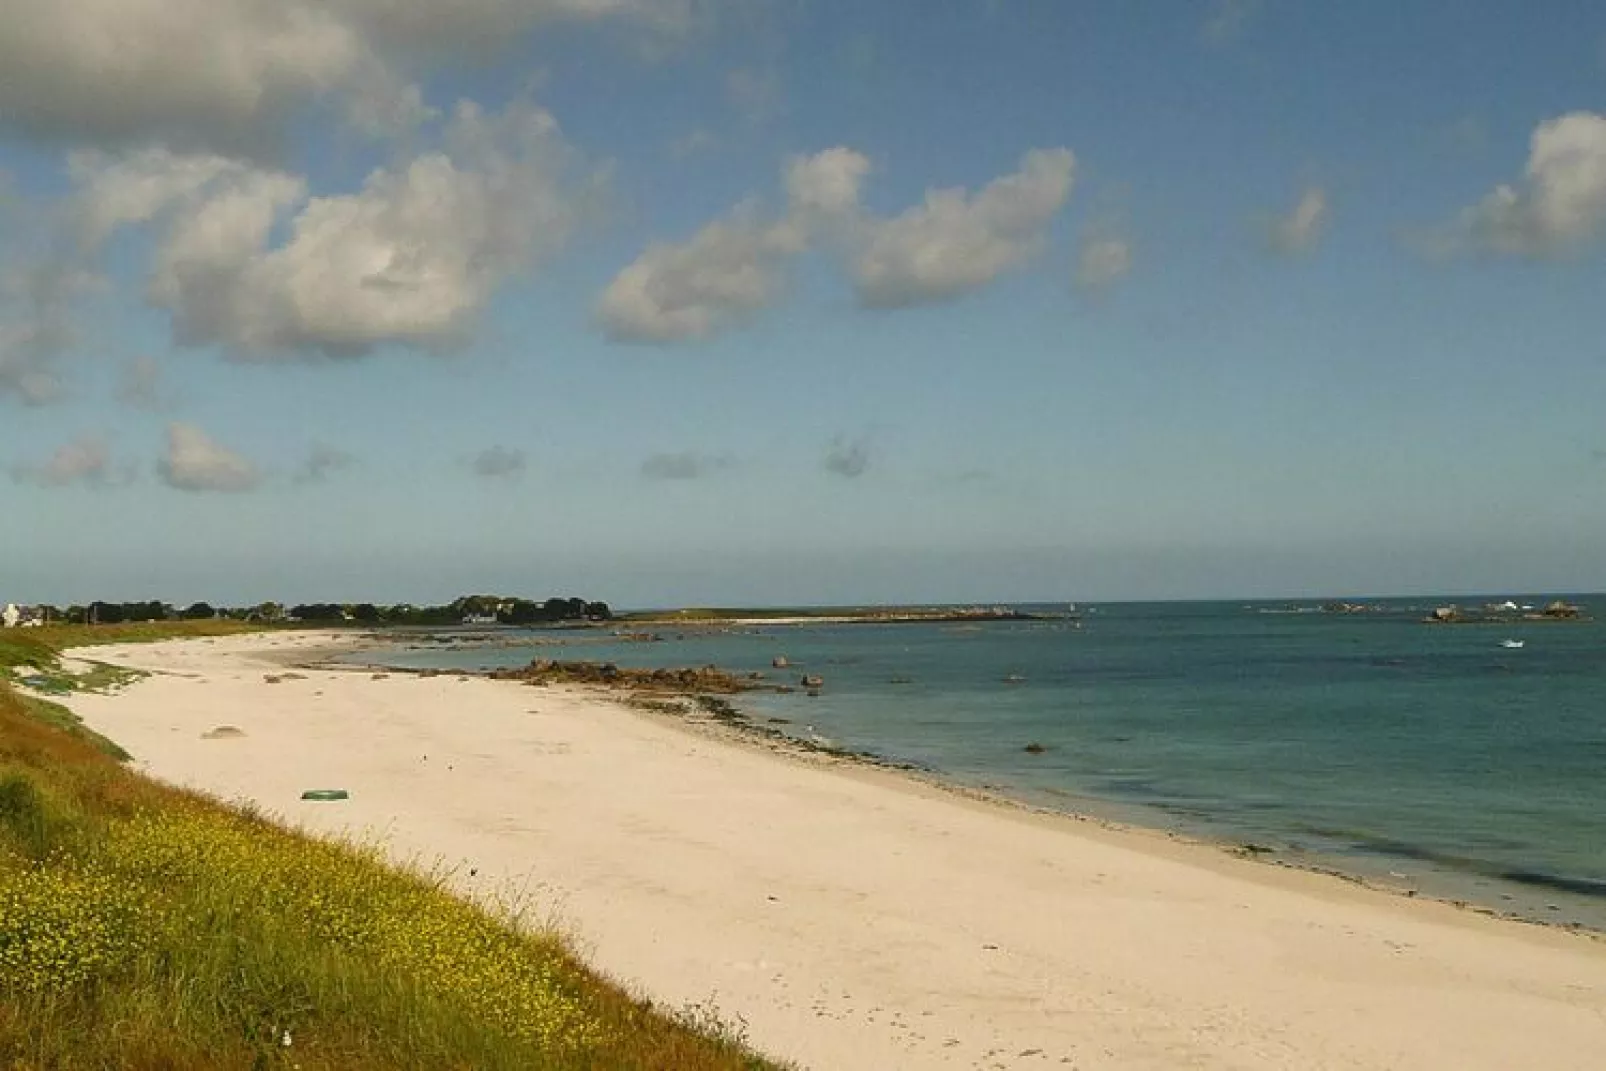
[347,599,1606,930]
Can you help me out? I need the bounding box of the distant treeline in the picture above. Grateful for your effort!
[26,595,611,627]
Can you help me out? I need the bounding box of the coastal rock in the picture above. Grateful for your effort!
[492,659,752,694]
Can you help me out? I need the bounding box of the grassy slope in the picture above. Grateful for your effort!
[0,624,780,1070]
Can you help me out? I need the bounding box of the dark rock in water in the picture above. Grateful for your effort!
[493,659,752,694]
[1022,742,1047,754]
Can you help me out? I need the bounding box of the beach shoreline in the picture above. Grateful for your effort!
[68,631,1606,1070]
[316,643,1604,938]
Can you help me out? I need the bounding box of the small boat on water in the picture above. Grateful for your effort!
[1499,639,1525,649]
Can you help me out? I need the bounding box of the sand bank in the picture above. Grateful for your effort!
[70,632,1606,1070]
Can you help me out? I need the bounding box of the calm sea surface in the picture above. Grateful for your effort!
[345,598,1606,931]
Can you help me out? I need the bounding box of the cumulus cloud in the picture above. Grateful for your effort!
[851,148,1075,308]
[598,145,1072,341]
[1075,234,1134,291]
[11,435,119,488]
[75,101,593,359]
[823,435,872,479]
[157,422,262,492]
[0,0,700,153]
[1434,111,1606,256]
[471,445,526,478]
[784,147,872,222]
[595,206,805,343]
[294,442,356,484]
[1265,186,1329,254]
[641,451,733,480]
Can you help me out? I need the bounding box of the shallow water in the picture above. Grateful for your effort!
[346,598,1606,931]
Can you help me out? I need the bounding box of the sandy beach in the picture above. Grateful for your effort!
[67,632,1606,1071]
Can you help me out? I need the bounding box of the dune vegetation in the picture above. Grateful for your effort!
[0,624,779,1070]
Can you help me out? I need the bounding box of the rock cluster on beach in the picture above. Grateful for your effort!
[490,659,754,694]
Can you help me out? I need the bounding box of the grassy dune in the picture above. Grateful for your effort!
[0,625,779,1070]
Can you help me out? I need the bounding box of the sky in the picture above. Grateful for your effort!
[3,0,1606,608]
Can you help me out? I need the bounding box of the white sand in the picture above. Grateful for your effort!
[70,632,1606,1070]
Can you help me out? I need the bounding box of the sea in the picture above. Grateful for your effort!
[342,597,1606,932]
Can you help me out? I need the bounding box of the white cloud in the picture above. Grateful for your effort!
[11,435,117,488]
[158,422,262,492]
[785,147,871,221]
[1441,111,1606,256]
[595,206,803,343]
[596,146,870,343]
[0,0,698,152]
[1075,235,1134,291]
[1266,186,1328,254]
[599,145,1076,341]
[76,101,593,359]
[641,451,733,480]
[851,148,1076,308]
[471,445,527,478]
[294,442,357,484]
[823,435,871,478]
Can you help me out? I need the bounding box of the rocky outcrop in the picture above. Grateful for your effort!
[491,659,753,694]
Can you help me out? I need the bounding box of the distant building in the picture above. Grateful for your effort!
[1,603,20,628]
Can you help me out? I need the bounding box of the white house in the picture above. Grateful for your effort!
[1,603,20,629]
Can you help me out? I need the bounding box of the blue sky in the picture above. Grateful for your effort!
[3,0,1605,607]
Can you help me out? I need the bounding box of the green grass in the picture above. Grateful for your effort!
[0,627,783,1070]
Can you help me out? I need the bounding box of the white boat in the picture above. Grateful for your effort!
[1499,639,1525,649]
